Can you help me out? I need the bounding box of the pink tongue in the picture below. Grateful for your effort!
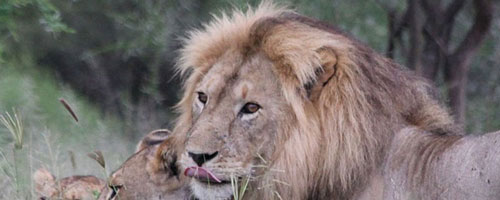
[184,167,222,183]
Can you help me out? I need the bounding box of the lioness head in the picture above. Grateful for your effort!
[99,129,188,200]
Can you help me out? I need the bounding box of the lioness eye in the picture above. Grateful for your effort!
[241,103,260,114]
[107,185,122,200]
[197,92,208,104]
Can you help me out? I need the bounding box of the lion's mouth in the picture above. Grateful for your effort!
[184,166,230,185]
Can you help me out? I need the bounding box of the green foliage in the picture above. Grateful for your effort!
[0,0,74,67]
[92,190,101,200]
[37,0,75,34]
[0,0,74,38]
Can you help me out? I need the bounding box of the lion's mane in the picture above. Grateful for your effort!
[171,2,460,199]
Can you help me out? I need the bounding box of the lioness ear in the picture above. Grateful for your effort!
[306,47,337,101]
[135,129,172,153]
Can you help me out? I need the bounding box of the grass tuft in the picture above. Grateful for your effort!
[0,110,24,149]
[0,109,31,199]
[88,150,106,169]
[231,174,251,200]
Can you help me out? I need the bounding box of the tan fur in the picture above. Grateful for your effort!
[135,129,172,152]
[172,2,461,200]
[34,168,105,200]
[98,130,189,200]
[390,128,461,187]
[383,128,500,200]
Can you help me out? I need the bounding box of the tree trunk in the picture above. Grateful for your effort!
[444,0,493,125]
[407,0,423,71]
[444,56,469,124]
[383,0,493,126]
[418,0,445,81]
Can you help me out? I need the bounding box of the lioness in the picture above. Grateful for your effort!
[98,129,189,200]
[167,2,500,200]
[34,168,104,200]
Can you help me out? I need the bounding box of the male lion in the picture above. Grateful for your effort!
[98,129,189,200]
[34,168,105,200]
[168,2,500,200]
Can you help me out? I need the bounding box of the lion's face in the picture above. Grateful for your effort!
[179,53,292,199]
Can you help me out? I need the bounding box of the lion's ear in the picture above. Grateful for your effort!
[306,47,337,100]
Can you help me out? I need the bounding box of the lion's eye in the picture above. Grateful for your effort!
[241,103,260,114]
[197,92,208,104]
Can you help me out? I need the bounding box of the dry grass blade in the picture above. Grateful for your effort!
[231,174,251,200]
[0,149,15,181]
[274,191,283,200]
[231,174,239,200]
[59,98,79,122]
[87,150,105,168]
[69,151,77,169]
[0,110,24,149]
[238,175,250,199]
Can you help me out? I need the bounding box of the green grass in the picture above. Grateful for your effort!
[0,110,29,199]
[0,110,23,149]
[0,61,135,199]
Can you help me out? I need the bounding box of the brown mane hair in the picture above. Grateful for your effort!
[172,2,461,199]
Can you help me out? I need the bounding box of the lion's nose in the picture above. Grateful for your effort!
[188,151,218,166]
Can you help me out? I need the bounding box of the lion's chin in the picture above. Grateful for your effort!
[191,179,233,200]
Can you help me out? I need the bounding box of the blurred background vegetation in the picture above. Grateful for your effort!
[0,0,498,198]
